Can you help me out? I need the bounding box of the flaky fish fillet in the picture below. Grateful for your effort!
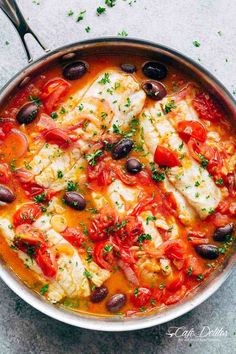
[140,104,221,219]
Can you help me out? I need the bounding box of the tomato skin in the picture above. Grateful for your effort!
[164,240,186,261]
[13,203,42,227]
[61,227,85,248]
[208,212,230,227]
[164,285,187,305]
[43,128,71,148]
[166,271,185,291]
[41,78,70,113]
[93,241,114,270]
[177,120,206,143]
[154,146,180,167]
[184,256,203,276]
[35,249,57,278]
[131,287,152,308]
[193,92,224,121]
[0,163,11,184]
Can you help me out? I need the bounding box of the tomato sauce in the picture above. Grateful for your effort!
[0,54,235,317]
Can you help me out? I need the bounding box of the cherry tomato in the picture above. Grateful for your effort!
[43,128,71,148]
[93,241,114,270]
[192,92,224,121]
[164,240,186,261]
[184,255,203,276]
[14,224,44,247]
[209,212,230,227]
[154,146,180,167]
[0,163,11,184]
[177,120,206,143]
[13,203,42,227]
[0,129,28,162]
[131,287,152,308]
[36,249,57,278]
[164,285,187,305]
[61,227,85,248]
[166,271,185,291]
[88,210,118,242]
[41,78,70,113]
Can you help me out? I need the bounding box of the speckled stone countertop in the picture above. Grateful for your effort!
[0,1,235,353]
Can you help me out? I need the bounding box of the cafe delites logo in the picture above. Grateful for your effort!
[166,326,228,341]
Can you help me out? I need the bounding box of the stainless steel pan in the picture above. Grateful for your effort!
[0,0,235,332]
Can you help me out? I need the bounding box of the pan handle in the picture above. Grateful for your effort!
[0,0,50,62]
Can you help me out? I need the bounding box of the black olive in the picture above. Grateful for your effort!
[63,61,88,80]
[111,138,133,160]
[142,61,167,80]
[195,244,219,260]
[63,192,86,210]
[106,293,126,313]
[142,80,167,100]
[0,185,15,203]
[90,286,108,303]
[16,102,39,125]
[213,223,234,242]
[126,158,142,174]
[120,63,137,74]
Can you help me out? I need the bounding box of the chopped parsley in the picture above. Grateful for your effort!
[66,181,78,191]
[105,0,116,7]
[40,284,49,295]
[164,100,176,114]
[85,149,103,166]
[187,266,193,276]
[150,162,165,182]
[57,170,63,179]
[193,40,201,47]
[83,269,92,279]
[195,181,201,187]
[51,112,58,119]
[77,10,86,22]
[97,6,106,15]
[98,73,110,85]
[138,233,152,245]
[67,9,74,16]
[34,192,46,204]
[134,288,139,297]
[146,215,157,225]
[29,95,41,106]
[199,154,209,169]
[85,26,91,33]
[118,30,128,37]
[103,244,113,253]
[197,274,204,281]
[215,178,224,186]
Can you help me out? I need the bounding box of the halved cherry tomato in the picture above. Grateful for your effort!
[177,120,206,143]
[184,255,203,276]
[0,163,11,184]
[0,129,28,162]
[192,92,224,121]
[154,146,180,167]
[208,212,230,227]
[13,203,42,227]
[93,240,114,270]
[164,285,187,305]
[41,78,70,113]
[166,271,185,291]
[36,249,57,278]
[61,227,85,248]
[131,287,152,307]
[14,224,44,248]
[43,128,71,148]
[88,210,118,242]
[163,240,186,261]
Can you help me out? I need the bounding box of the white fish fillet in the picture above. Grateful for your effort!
[140,104,221,219]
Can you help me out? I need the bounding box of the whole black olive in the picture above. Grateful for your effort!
[195,244,219,260]
[142,61,167,80]
[90,286,108,303]
[213,223,234,242]
[111,138,133,160]
[142,80,167,100]
[63,192,86,210]
[0,185,15,203]
[126,158,142,174]
[106,293,126,313]
[16,102,39,125]
[63,61,88,80]
[120,63,137,74]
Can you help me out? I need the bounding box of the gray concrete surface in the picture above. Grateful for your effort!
[0,0,235,353]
